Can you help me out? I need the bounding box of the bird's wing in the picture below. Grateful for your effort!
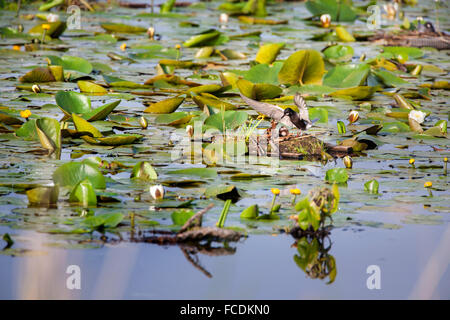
[240,93,285,121]
[294,92,311,124]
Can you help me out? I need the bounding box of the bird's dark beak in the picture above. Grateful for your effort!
[280,114,286,120]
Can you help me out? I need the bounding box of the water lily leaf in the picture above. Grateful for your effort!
[39,0,64,11]
[0,113,23,126]
[435,120,447,134]
[171,209,195,226]
[204,110,248,132]
[144,97,184,114]
[278,49,325,86]
[169,168,217,178]
[131,161,158,180]
[325,168,348,183]
[195,46,215,59]
[255,43,285,64]
[55,91,91,115]
[155,112,193,125]
[380,121,410,133]
[238,16,287,25]
[422,126,447,138]
[372,69,409,87]
[364,179,379,194]
[187,84,225,96]
[26,186,59,207]
[183,30,222,47]
[48,55,93,74]
[192,94,236,111]
[204,184,241,201]
[35,117,61,152]
[101,23,147,33]
[305,0,358,22]
[335,26,355,42]
[237,79,282,100]
[244,62,283,85]
[240,204,259,219]
[82,213,124,229]
[84,134,143,146]
[72,113,102,138]
[83,100,121,121]
[19,67,56,83]
[77,81,107,94]
[323,63,370,88]
[380,46,424,60]
[309,107,328,123]
[28,21,66,38]
[155,200,193,209]
[15,120,38,140]
[230,173,271,180]
[69,179,97,207]
[52,161,106,189]
[220,49,246,60]
[329,86,377,100]
[323,44,354,64]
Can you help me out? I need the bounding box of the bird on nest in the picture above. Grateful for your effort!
[240,92,317,136]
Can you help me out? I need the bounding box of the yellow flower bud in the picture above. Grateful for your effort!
[12,45,21,51]
[290,188,301,195]
[120,43,127,51]
[424,181,432,188]
[271,188,280,195]
[409,158,415,165]
[42,24,51,31]
[343,155,353,168]
[20,110,32,119]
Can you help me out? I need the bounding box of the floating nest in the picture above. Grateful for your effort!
[274,134,352,160]
[370,31,450,50]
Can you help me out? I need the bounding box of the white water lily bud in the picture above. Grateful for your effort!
[139,116,148,129]
[219,13,229,24]
[384,3,397,20]
[186,125,194,138]
[32,84,41,93]
[320,14,331,28]
[408,110,426,124]
[149,185,165,200]
[348,110,359,124]
[47,14,59,23]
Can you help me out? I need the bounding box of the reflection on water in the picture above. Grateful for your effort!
[292,235,336,284]
[1,225,450,299]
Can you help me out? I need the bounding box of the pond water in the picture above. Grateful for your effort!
[0,0,449,299]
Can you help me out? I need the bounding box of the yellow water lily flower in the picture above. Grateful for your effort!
[20,110,31,119]
[290,188,301,195]
[409,158,415,165]
[424,181,432,188]
[271,188,280,195]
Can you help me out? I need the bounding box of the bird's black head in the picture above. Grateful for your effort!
[282,108,296,118]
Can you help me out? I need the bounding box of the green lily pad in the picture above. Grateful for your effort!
[52,160,106,189]
[131,161,158,180]
[204,110,248,132]
[143,97,184,114]
[278,49,325,86]
[101,23,147,33]
[47,55,93,74]
[325,168,348,184]
[69,179,97,207]
[323,63,370,88]
[77,81,107,94]
[56,91,91,115]
[255,43,285,65]
[26,186,59,207]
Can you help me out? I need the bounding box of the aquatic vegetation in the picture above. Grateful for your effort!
[0,0,448,295]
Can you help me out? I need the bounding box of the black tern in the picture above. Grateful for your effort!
[240,92,317,133]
